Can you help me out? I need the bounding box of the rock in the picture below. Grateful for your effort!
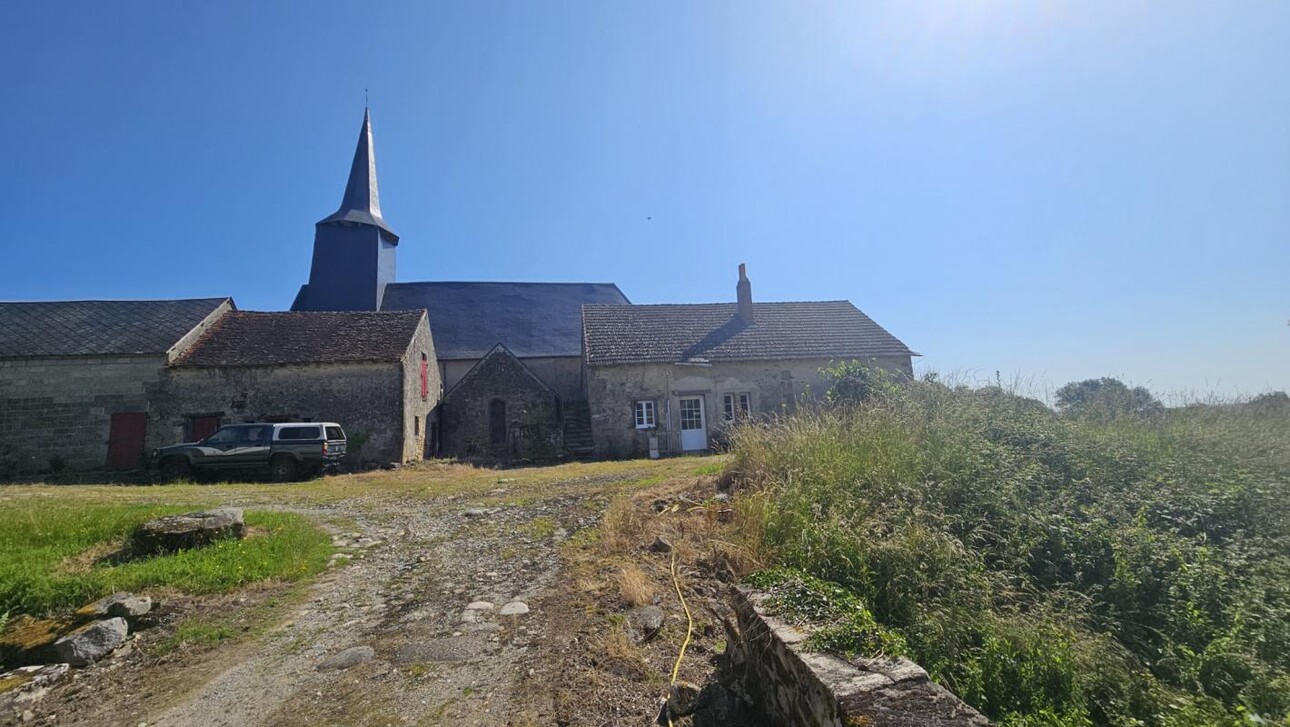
[81,593,152,619]
[649,536,673,553]
[21,710,34,722]
[0,664,69,708]
[317,645,375,671]
[667,681,703,717]
[52,618,128,666]
[498,601,529,616]
[713,492,731,503]
[131,507,244,555]
[627,605,665,643]
[465,601,494,611]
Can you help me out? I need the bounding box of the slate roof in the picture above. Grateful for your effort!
[581,301,916,367]
[173,310,425,367]
[379,281,630,360]
[0,298,230,358]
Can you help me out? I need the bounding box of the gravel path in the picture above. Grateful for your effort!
[103,491,596,727]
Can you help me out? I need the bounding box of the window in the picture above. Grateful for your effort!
[722,392,752,422]
[277,426,322,441]
[414,416,420,436]
[241,425,272,444]
[204,427,239,445]
[420,353,429,400]
[489,399,508,445]
[633,400,656,429]
[325,426,345,441]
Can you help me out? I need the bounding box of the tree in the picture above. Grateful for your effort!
[1055,378,1162,419]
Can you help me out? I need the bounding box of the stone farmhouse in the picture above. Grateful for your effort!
[0,109,915,475]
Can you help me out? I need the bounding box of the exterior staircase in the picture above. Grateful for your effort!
[563,400,595,459]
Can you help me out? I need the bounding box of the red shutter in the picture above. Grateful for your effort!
[420,358,429,399]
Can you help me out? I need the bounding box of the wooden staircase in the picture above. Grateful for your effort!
[563,400,595,459]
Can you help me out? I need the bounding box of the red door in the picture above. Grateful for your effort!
[189,415,221,442]
[106,412,148,471]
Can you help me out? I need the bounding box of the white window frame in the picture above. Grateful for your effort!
[722,392,752,423]
[633,400,657,429]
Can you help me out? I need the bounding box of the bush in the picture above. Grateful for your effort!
[730,378,1289,726]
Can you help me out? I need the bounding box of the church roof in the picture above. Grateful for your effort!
[316,108,397,242]
[379,281,630,360]
[0,298,230,358]
[173,310,426,367]
[581,300,916,367]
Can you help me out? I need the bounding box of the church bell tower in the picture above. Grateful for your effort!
[293,108,398,311]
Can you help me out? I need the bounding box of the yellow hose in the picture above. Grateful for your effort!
[667,547,695,726]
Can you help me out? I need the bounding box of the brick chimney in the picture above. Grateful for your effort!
[737,263,754,323]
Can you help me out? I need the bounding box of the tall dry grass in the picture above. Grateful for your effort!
[729,379,1289,727]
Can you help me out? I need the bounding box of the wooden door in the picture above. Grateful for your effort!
[679,396,708,451]
[189,415,221,442]
[106,412,148,471]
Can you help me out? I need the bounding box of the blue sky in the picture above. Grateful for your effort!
[1,2,1286,399]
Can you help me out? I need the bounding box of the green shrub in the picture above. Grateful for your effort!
[731,379,1289,726]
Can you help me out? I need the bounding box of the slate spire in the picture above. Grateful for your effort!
[317,107,398,243]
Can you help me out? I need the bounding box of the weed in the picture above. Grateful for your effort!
[730,378,1290,726]
[615,565,655,608]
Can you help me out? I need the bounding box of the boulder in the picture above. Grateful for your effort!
[80,592,152,620]
[52,618,128,666]
[131,507,245,555]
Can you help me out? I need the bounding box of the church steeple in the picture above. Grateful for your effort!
[317,108,398,243]
[293,107,400,312]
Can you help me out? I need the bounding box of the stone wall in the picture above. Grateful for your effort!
[154,362,408,465]
[439,348,562,462]
[0,355,166,474]
[398,319,441,461]
[585,356,912,459]
[727,586,990,727]
[440,354,583,402]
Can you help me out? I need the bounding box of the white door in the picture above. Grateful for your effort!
[679,396,708,451]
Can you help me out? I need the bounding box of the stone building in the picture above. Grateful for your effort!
[438,344,563,461]
[0,108,917,473]
[0,298,231,474]
[158,309,438,465]
[289,107,628,458]
[581,265,916,459]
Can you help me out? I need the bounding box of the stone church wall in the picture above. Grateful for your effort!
[154,362,408,466]
[440,351,562,462]
[586,356,913,459]
[441,355,584,402]
[0,355,166,474]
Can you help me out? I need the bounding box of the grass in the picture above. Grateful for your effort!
[730,379,1289,727]
[0,500,332,617]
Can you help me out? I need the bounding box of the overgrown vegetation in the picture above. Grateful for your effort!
[731,373,1289,726]
[0,501,332,617]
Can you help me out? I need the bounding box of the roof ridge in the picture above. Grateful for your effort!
[0,297,231,305]
[583,299,853,308]
[389,280,623,287]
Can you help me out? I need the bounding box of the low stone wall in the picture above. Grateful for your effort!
[727,586,991,727]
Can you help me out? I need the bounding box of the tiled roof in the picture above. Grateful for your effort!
[0,298,230,358]
[379,281,630,359]
[173,310,425,367]
[582,301,916,366]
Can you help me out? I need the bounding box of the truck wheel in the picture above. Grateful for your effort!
[160,458,193,481]
[269,455,297,483]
